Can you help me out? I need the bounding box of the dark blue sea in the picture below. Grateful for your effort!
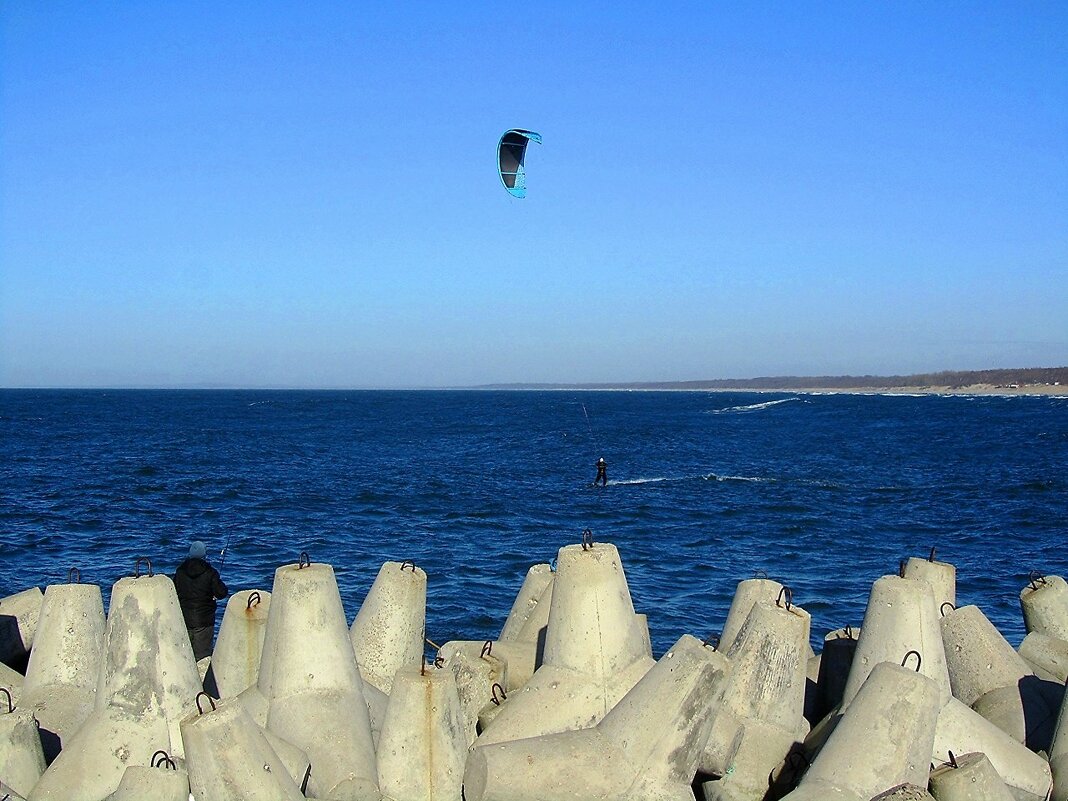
[1,389,1065,655]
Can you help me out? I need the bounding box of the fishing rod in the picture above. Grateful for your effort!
[219,529,234,568]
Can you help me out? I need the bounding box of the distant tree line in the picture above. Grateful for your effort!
[481,367,1068,391]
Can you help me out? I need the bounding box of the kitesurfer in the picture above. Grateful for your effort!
[595,457,607,487]
[174,540,229,661]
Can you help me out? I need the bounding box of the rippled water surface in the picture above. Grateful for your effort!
[1,389,1065,654]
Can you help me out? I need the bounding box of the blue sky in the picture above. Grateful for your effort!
[2,2,1065,388]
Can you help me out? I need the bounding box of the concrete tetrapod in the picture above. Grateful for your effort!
[0,588,43,667]
[814,626,860,722]
[1021,575,1068,641]
[0,708,46,799]
[20,581,106,762]
[180,697,305,801]
[929,752,1015,801]
[474,541,654,747]
[940,604,1056,749]
[841,575,952,708]
[207,589,271,699]
[902,552,956,613]
[28,699,171,801]
[779,663,939,801]
[376,665,468,801]
[1050,682,1068,801]
[719,577,784,653]
[0,663,22,708]
[464,634,728,801]
[29,570,198,801]
[932,695,1053,801]
[702,597,811,801]
[498,564,553,643]
[104,765,189,801]
[349,560,427,696]
[261,560,379,801]
[438,641,507,744]
[1019,632,1068,683]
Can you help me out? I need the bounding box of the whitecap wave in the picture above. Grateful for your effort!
[709,397,800,414]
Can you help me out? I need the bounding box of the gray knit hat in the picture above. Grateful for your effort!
[188,541,207,559]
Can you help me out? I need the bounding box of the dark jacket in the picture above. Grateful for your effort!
[173,557,229,629]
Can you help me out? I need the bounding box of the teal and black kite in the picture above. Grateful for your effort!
[497,129,542,198]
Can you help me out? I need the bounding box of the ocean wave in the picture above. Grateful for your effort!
[709,398,800,414]
[704,473,774,483]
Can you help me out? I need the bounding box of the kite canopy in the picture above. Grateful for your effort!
[498,129,542,198]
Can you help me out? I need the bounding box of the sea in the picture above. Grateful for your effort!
[1,389,1065,656]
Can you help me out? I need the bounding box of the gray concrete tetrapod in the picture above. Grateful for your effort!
[27,700,171,801]
[779,662,939,801]
[1050,683,1068,801]
[929,751,1016,801]
[349,560,427,695]
[0,588,43,666]
[933,695,1053,801]
[0,707,46,799]
[1019,631,1068,683]
[0,662,22,708]
[719,577,784,654]
[104,764,190,801]
[902,552,956,612]
[464,634,729,801]
[208,588,271,699]
[474,541,654,747]
[941,603,1056,750]
[95,573,203,758]
[180,697,306,801]
[439,640,508,745]
[814,625,860,722]
[262,559,379,801]
[702,596,811,801]
[498,564,554,643]
[1021,574,1068,641]
[376,665,468,801]
[841,574,952,708]
[21,581,106,762]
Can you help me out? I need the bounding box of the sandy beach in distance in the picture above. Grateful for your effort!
[706,383,1068,397]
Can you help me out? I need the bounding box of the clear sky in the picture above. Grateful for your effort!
[2,2,1065,388]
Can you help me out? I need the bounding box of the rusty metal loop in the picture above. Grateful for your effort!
[400,560,416,572]
[581,528,594,550]
[702,633,721,650]
[300,765,312,794]
[247,591,262,609]
[940,601,956,617]
[434,655,445,669]
[928,546,937,562]
[0,687,12,713]
[297,552,311,569]
[898,558,907,578]
[902,650,922,672]
[775,586,793,611]
[195,691,217,715]
[480,641,493,659]
[68,567,81,583]
[753,570,769,579]
[844,625,855,640]
[550,557,557,572]
[421,656,427,676]
[947,750,959,769]
[151,750,177,770]
[490,683,507,706]
[425,637,442,651]
[1028,571,1048,590]
[134,557,153,578]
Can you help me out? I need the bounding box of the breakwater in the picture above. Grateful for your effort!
[1,539,1066,800]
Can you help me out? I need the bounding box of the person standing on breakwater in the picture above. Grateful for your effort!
[174,540,229,660]
[595,457,608,487]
